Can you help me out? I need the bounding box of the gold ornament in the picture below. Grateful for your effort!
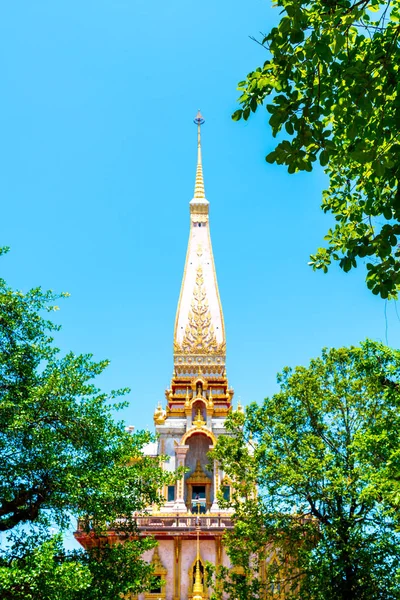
[174,267,226,356]
[154,403,166,425]
[193,408,206,428]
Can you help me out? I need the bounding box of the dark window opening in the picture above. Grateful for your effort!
[168,485,175,502]
[150,575,162,594]
[223,485,231,502]
[270,581,281,594]
[192,561,204,586]
[192,485,206,513]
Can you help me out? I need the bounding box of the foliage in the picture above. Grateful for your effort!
[0,248,173,533]
[233,0,400,298]
[0,532,159,600]
[78,537,158,600]
[0,247,176,597]
[0,534,90,600]
[211,340,400,600]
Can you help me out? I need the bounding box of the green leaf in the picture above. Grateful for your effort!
[319,150,329,166]
[290,30,304,44]
[232,0,400,299]
[285,121,294,135]
[232,110,243,122]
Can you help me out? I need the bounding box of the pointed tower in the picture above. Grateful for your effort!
[166,111,233,433]
[75,113,237,600]
[174,111,226,369]
[75,114,263,600]
[136,114,235,600]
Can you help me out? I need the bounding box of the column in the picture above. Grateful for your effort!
[174,537,182,600]
[215,536,223,593]
[210,451,220,512]
[175,445,189,512]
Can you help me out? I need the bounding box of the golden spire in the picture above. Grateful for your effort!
[193,511,204,600]
[193,110,205,199]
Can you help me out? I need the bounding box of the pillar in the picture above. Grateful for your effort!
[210,452,220,512]
[174,537,182,600]
[175,445,189,511]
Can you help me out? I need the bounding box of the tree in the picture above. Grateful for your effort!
[0,247,175,596]
[0,534,91,600]
[211,340,400,600]
[0,532,160,600]
[233,0,400,298]
[0,247,170,532]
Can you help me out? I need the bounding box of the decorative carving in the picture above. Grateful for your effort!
[187,460,211,485]
[174,267,226,356]
[181,426,217,446]
[143,547,167,600]
[154,403,166,425]
[185,387,191,408]
[151,546,167,574]
[193,408,206,428]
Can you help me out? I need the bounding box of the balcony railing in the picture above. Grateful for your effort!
[76,514,233,533]
[136,515,232,530]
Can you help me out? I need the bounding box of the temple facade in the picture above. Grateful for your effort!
[135,112,240,600]
[76,112,241,600]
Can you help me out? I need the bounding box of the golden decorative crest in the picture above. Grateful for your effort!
[174,267,225,356]
[187,459,211,484]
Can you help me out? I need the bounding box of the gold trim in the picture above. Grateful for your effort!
[206,202,225,344]
[181,426,217,446]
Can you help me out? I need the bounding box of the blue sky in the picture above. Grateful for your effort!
[1,0,399,439]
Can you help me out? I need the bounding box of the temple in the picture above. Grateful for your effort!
[138,111,239,600]
[141,111,240,600]
[76,112,241,600]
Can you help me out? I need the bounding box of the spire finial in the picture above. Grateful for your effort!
[193,110,206,199]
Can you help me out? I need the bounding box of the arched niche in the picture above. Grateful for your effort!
[188,557,207,598]
[192,398,206,422]
[182,432,214,511]
[192,377,208,394]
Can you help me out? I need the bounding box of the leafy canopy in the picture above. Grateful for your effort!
[0,247,176,598]
[0,532,159,600]
[212,341,400,600]
[0,248,172,533]
[233,0,400,298]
